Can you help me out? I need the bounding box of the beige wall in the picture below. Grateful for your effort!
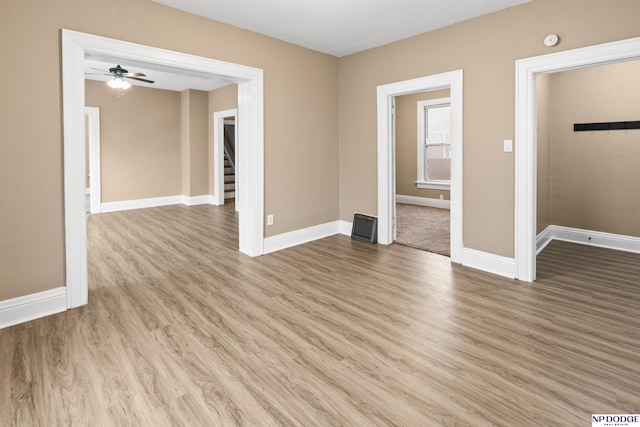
[536,74,552,234]
[0,0,338,301]
[2,0,639,302]
[86,80,182,203]
[181,90,209,197]
[338,0,640,258]
[396,90,451,200]
[265,56,339,236]
[549,60,640,237]
[181,91,190,196]
[208,85,238,197]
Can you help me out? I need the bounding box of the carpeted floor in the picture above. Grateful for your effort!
[395,203,450,256]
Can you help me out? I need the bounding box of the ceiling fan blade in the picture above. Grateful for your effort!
[90,67,108,72]
[122,72,147,77]
[126,76,155,84]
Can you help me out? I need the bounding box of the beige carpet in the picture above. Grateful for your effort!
[395,203,450,256]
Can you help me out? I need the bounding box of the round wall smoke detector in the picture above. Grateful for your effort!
[544,34,559,47]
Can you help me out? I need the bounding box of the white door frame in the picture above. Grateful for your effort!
[515,36,640,282]
[377,70,464,263]
[213,109,238,209]
[62,29,264,308]
[84,106,101,214]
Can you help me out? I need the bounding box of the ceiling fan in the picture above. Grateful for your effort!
[86,64,155,86]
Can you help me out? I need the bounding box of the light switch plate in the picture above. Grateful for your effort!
[504,139,513,153]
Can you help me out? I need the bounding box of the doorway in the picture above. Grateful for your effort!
[394,91,451,256]
[377,70,463,263]
[62,29,264,308]
[515,36,640,282]
[213,108,238,210]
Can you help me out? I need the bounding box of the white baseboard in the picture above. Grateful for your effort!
[396,195,450,209]
[100,195,224,212]
[182,195,215,206]
[264,221,341,254]
[339,220,353,236]
[537,225,640,255]
[101,195,184,213]
[536,225,554,255]
[462,248,516,279]
[0,287,67,329]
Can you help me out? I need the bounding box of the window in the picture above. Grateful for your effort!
[417,98,451,190]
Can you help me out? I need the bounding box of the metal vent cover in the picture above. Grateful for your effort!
[351,213,378,244]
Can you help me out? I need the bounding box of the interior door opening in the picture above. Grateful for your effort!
[393,90,452,257]
[515,36,640,282]
[377,70,464,263]
[213,108,239,211]
[63,29,264,309]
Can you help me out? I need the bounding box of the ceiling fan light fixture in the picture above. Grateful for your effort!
[107,78,131,90]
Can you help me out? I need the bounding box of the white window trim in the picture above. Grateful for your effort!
[417,97,451,189]
[416,180,450,190]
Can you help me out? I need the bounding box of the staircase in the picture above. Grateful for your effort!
[223,124,236,199]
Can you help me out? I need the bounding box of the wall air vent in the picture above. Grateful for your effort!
[351,213,378,244]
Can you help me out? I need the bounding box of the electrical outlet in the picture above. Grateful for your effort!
[267,214,274,226]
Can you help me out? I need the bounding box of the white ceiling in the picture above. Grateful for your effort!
[86,0,531,91]
[153,0,531,57]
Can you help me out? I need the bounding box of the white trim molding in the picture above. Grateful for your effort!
[101,196,184,213]
[537,225,640,255]
[237,78,264,255]
[263,221,341,254]
[209,193,221,206]
[515,36,640,282]
[462,248,516,279]
[0,287,67,329]
[416,181,450,191]
[85,106,101,214]
[101,195,216,212]
[183,195,215,206]
[62,29,265,311]
[377,69,463,263]
[62,30,88,308]
[339,220,353,236]
[396,195,450,210]
[536,225,554,255]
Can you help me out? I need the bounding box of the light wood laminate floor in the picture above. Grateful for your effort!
[2,203,639,426]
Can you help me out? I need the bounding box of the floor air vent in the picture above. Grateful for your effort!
[351,213,378,243]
